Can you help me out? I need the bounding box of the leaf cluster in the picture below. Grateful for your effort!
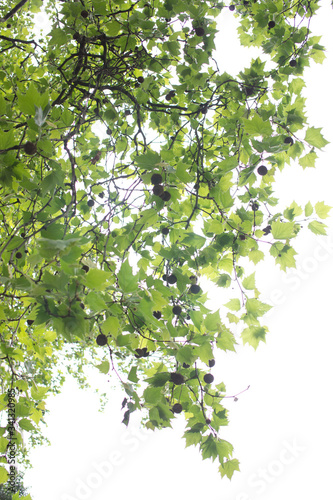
[0,0,329,483]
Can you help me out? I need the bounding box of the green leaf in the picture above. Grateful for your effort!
[17,83,49,115]
[145,372,170,387]
[248,249,265,264]
[0,437,9,454]
[0,467,8,485]
[243,113,273,137]
[18,418,36,431]
[85,291,107,312]
[135,150,161,169]
[215,273,231,287]
[184,428,203,447]
[216,328,237,352]
[299,150,318,169]
[216,438,234,461]
[204,310,222,331]
[144,386,162,404]
[308,220,327,235]
[128,366,139,382]
[196,339,214,364]
[305,202,313,217]
[31,385,49,400]
[101,316,119,336]
[225,299,241,311]
[49,27,69,47]
[219,459,240,479]
[176,345,197,365]
[181,232,206,249]
[242,272,256,290]
[85,269,113,291]
[242,326,267,349]
[200,434,219,461]
[96,360,110,374]
[245,299,272,317]
[304,127,329,149]
[271,221,296,239]
[315,201,331,219]
[118,260,138,293]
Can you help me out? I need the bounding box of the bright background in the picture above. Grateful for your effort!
[25,3,333,499]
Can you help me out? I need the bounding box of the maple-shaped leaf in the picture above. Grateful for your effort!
[219,459,240,480]
[304,127,329,149]
[200,434,219,461]
[315,201,331,219]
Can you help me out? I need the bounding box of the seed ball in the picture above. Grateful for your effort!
[23,141,37,155]
[252,202,259,211]
[208,359,215,368]
[135,348,144,358]
[172,403,183,413]
[206,418,211,424]
[162,274,167,281]
[257,165,268,176]
[137,76,144,83]
[195,27,205,36]
[106,128,112,135]
[289,59,297,67]
[284,137,294,145]
[153,184,164,196]
[170,372,185,385]
[82,265,89,273]
[244,85,255,97]
[165,90,176,101]
[268,20,275,29]
[229,5,235,11]
[151,173,163,185]
[160,191,171,201]
[15,252,22,259]
[153,311,162,319]
[167,274,177,284]
[190,284,201,294]
[87,199,95,207]
[98,192,105,198]
[124,109,131,116]
[172,305,182,316]
[239,234,246,241]
[6,23,12,28]
[161,227,169,235]
[203,373,214,384]
[96,334,108,346]
[81,10,89,18]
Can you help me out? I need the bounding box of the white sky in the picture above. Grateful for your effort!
[25,3,333,500]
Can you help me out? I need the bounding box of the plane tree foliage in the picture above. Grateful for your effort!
[0,0,330,484]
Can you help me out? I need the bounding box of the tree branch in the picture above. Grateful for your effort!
[0,0,29,22]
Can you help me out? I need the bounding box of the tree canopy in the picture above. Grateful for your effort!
[0,0,330,486]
